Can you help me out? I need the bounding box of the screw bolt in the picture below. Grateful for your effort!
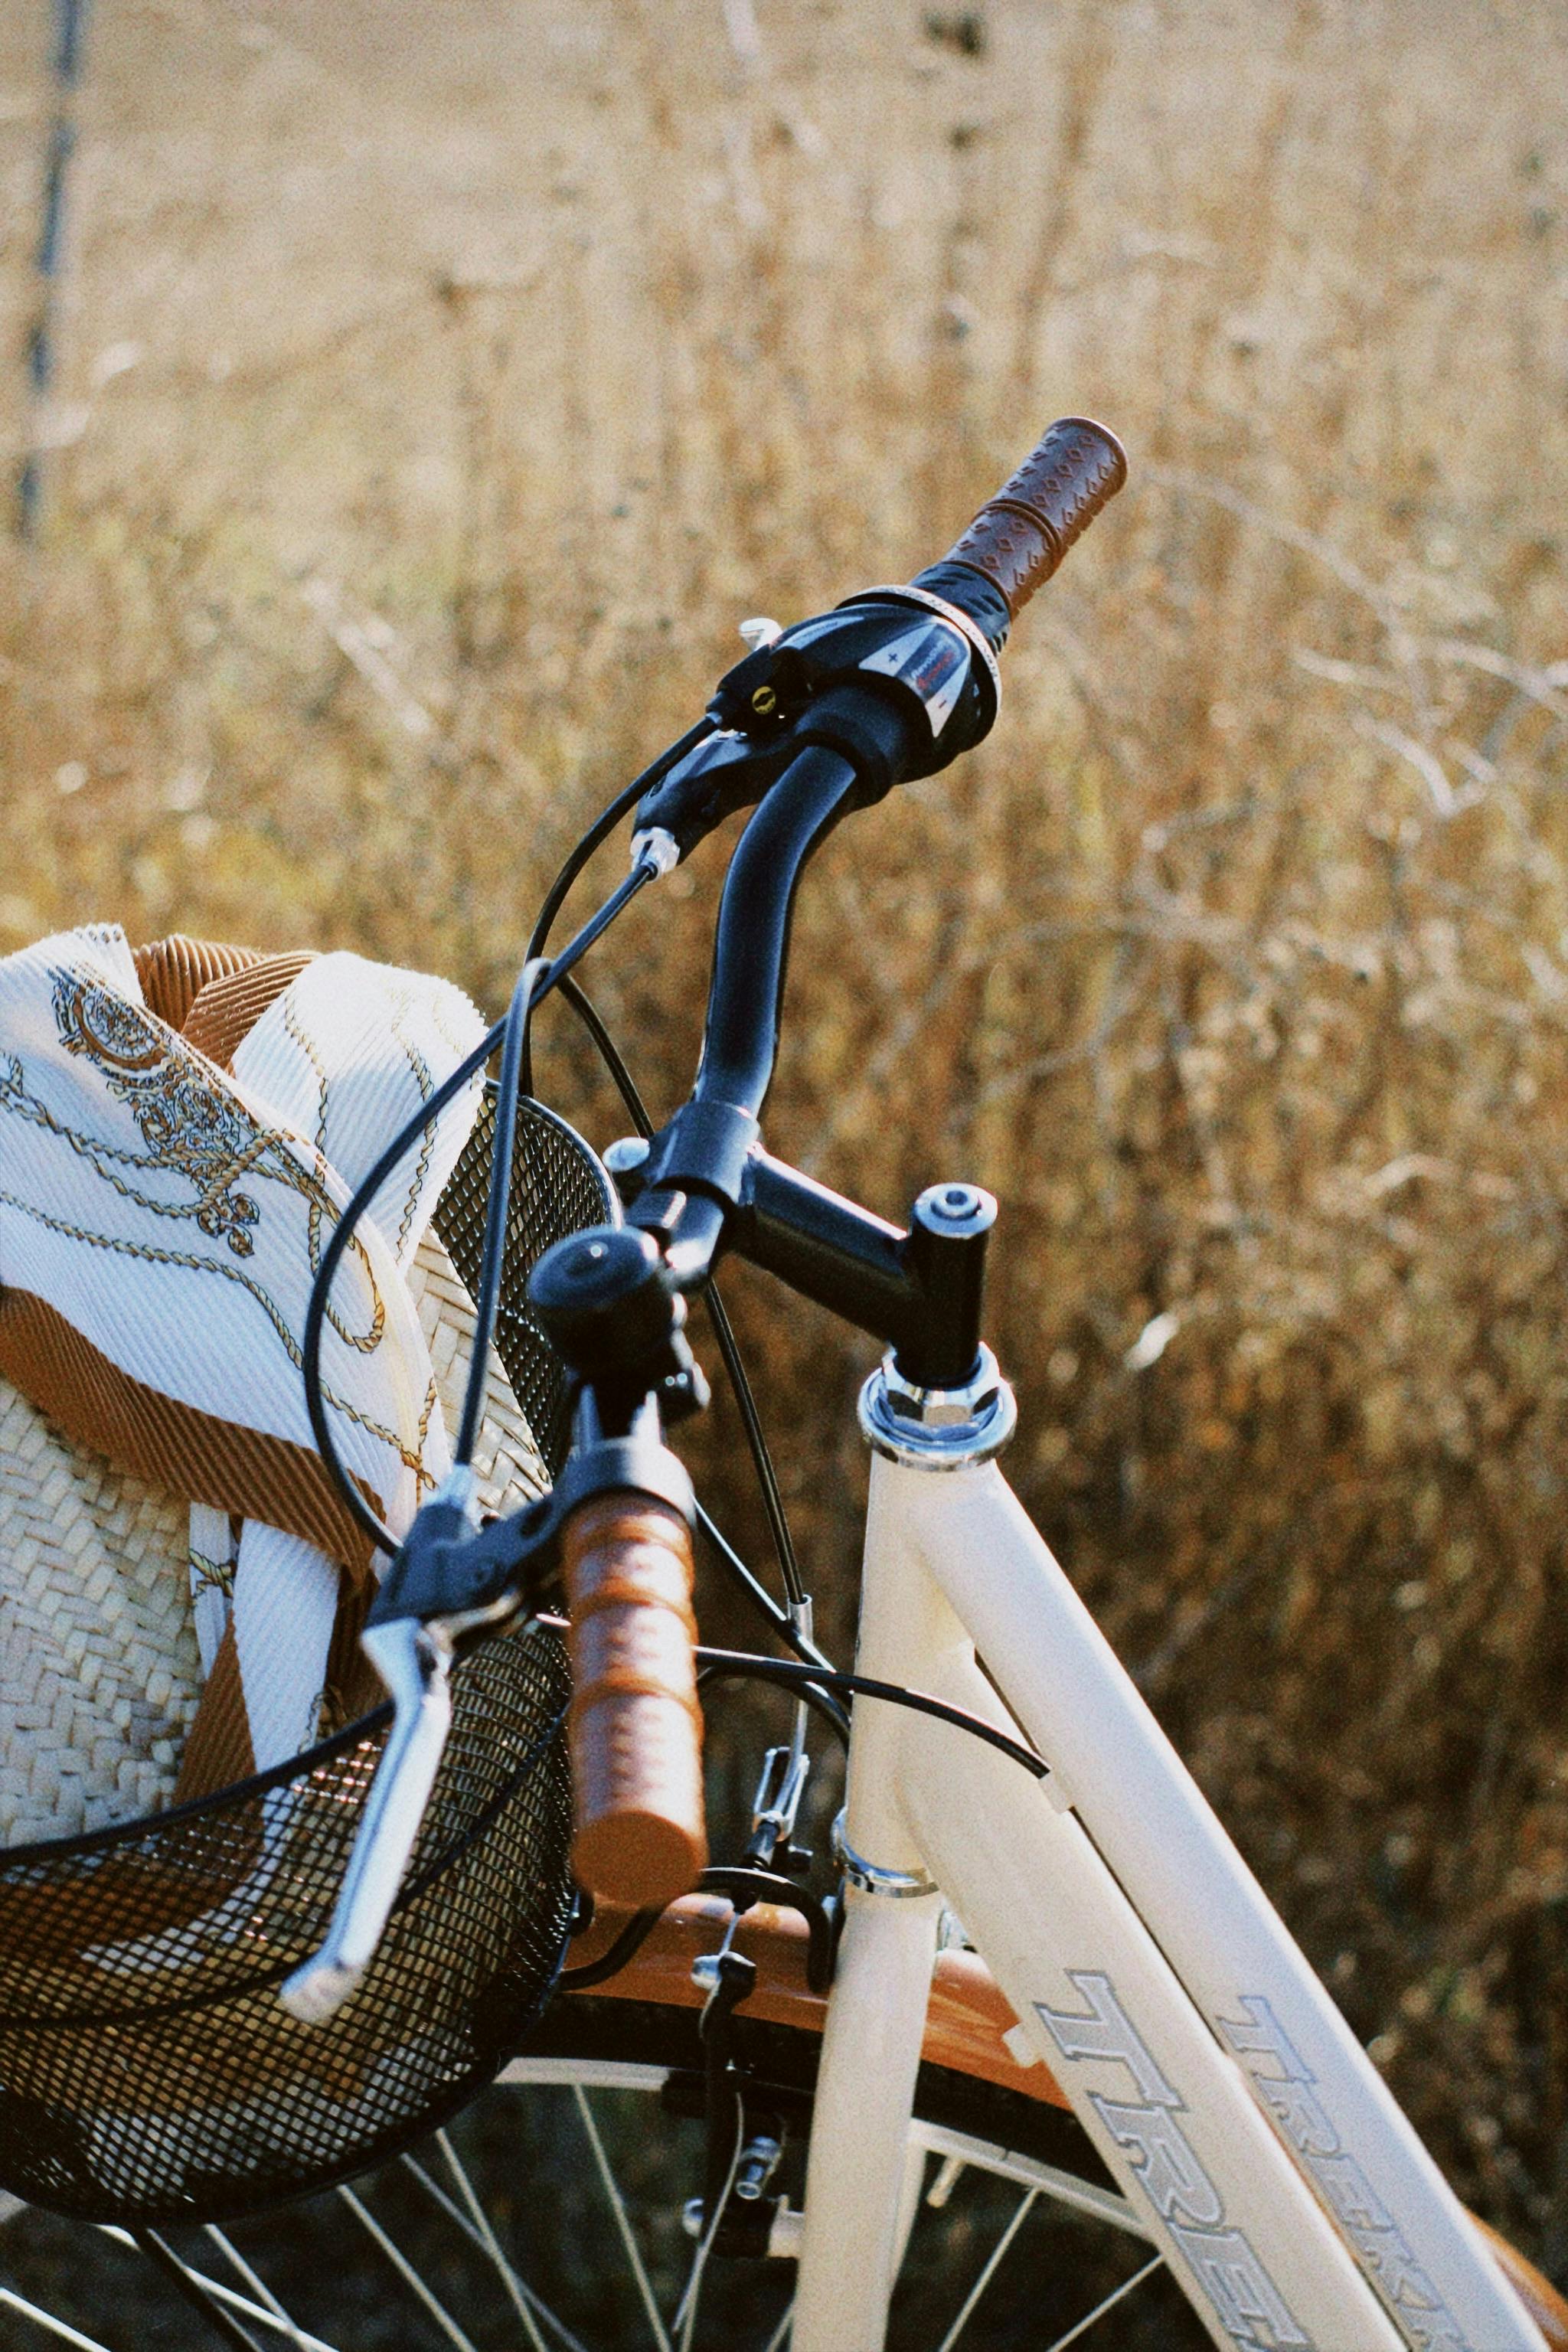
[933,1184,981,1220]
[750,684,778,717]
[912,1180,995,1240]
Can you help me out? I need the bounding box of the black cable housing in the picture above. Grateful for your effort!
[453,957,539,1469]
[518,716,714,1098]
[694,1651,1049,1785]
[301,862,655,1554]
[550,975,808,1612]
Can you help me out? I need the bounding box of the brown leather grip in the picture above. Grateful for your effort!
[940,417,1127,619]
[564,1491,708,1908]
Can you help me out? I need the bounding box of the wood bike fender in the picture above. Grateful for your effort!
[562,1897,1568,2342]
[564,1893,1070,2109]
[1472,2218,1568,2350]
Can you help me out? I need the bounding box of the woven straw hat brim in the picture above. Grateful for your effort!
[0,1381,201,1847]
[1,1228,546,1848]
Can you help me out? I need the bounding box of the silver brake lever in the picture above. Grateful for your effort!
[279,1459,550,2025]
[279,1615,454,2024]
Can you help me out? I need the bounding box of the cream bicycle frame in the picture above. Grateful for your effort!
[785,1390,1545,2352]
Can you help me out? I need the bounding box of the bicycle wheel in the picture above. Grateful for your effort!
[2,1899,1562,2352]
[0,1894,1197,2351]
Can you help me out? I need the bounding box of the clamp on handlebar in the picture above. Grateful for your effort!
[632,589,998,866]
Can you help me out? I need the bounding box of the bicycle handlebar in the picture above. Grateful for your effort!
[920,416,1127,633]
[289,417,1130,2002]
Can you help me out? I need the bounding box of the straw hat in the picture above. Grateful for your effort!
[1,1225,547,1847]
[0,920,548,1848]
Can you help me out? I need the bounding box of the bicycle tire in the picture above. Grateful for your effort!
[4,1896,1563,2351]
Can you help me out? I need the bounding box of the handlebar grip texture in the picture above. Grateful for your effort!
[939,417,1127,619]
[564,1492,708,1908]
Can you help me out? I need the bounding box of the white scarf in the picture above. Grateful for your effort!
[0,923,491,1807]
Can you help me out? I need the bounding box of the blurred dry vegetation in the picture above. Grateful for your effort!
[2,0,1568,2279]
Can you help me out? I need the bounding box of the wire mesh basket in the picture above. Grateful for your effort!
[0,1092,616,2225]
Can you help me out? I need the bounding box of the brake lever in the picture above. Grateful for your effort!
[278,1475,553,2025]
[280,1400,701,2023]
[632,593,1000,865]
[278,1612,456,2023]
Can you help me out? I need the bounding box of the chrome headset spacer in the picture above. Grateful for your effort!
[858,1342,1018,1470]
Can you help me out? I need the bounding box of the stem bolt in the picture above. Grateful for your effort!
[924,1182,987,1225]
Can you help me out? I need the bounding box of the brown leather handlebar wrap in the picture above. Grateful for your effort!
[564,1491,708,1908]
[940,417,1128,619]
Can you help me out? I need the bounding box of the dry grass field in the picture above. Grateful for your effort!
[3,0,1568,2295]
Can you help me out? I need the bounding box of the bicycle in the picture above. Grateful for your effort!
[2,422,1566,2352]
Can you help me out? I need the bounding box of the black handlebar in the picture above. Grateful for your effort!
[534,421,1129,1374]
[693,746,860,1118]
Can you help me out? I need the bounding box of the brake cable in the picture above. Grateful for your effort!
[300,854,659,1557]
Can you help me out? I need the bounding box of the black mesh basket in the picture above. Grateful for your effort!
[0,1092,616,2225]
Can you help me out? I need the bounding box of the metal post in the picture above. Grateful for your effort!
[18,0,93,540]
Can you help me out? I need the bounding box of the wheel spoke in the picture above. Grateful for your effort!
[0,2285,116,2350]
[934,2187,1040,2350]
[205,2228,316,2352]
[573,2085,674,2352]
[398,2146,588,2352]
[1044,2255,1166,2352]
[93,2228,338,2351]
[434,2128,554,2352]
[335,2183,484,2352]
[671,2089,742,2352]
[913,2124,1148,2239]
[135,2230,271,2352]
[399,2154,587,2352]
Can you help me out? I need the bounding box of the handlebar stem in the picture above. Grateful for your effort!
[621,741,998,1379]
